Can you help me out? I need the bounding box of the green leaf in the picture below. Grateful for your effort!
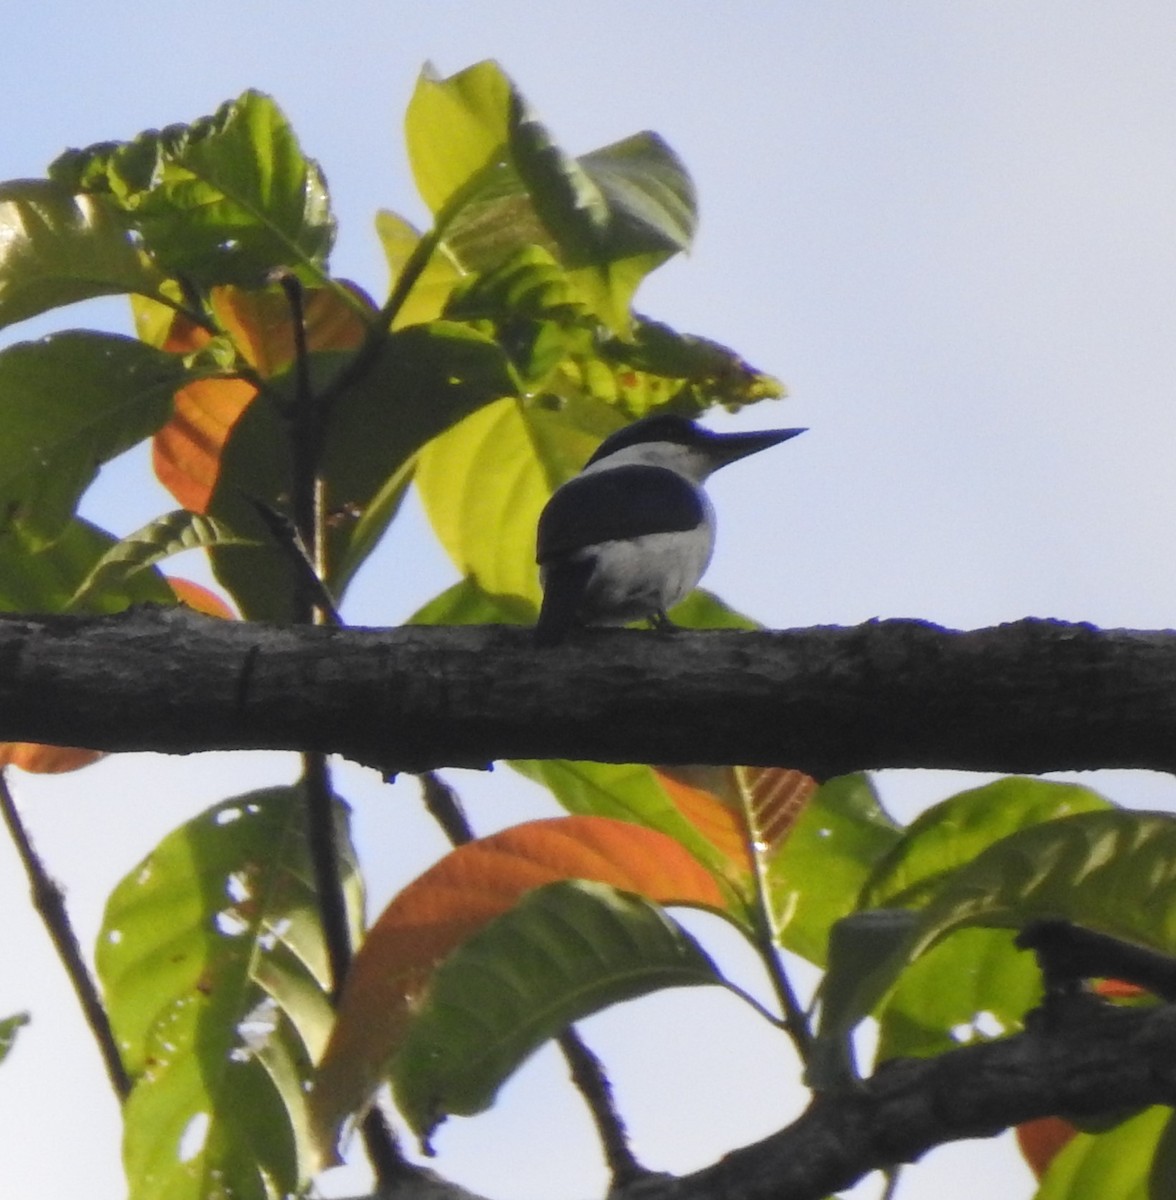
[52,91,337,290]
[99,787,362,1200]
[375,210,464,329]
[404,61,696,332]
[205,321,516,620]
[1036,1107,1176,1200]
[0,180,165,330]
[0,517,174,614]
[0,332,190,546]
[766,774,903,966]
[814,809,1176,1082]
[405,61,513,218]
[390,879,726,1141]
[0,1012,29,1066]
[68,510,253,610]
[414,395,620,606]
[861,777,1113,911]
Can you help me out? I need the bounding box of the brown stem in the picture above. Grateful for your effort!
[0,770,130,1100]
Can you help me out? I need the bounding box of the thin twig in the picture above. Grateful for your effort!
[0,770,130,1100]
[417,770,650,1186]
[277,272,408,1187]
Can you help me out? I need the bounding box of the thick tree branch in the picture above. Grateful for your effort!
[2,607,1176,775]
[629,995,1176,1200]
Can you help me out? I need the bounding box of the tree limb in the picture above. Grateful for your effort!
[3,607,1176,775]
[631,996,1176,1200]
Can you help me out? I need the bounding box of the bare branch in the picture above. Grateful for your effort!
[2,608,1175,776]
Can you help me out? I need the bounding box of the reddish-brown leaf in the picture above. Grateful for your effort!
[167,577,237,619]
[656,766,754,879]
[0,743,103,774]
[735,767,818,855]
[1016,1115,1077,1179]
[151,285,372,512]
[310,815,725,1164]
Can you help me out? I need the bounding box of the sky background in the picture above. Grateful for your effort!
[4,4,1176,1198]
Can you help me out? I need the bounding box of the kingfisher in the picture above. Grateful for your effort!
[535,413,804,643]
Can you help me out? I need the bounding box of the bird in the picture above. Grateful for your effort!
[534,412,804,643]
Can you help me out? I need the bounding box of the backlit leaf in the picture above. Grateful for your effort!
[0,180,164,331]
[0,332,191,546]
[375,209,464,329]
[310,815,725,1163]
[391,880,727,1142]
[100,787,362,1200]
[53,91,338,290]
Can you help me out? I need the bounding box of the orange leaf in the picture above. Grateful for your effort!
[310,815,725,1164]
[151,284,373,512]
[0,743,103,774]
[167,577,237,619]
[657,767,754,879]
[210,283,370,375]
[656,766,818,880]
[1016,1115,1077,1178]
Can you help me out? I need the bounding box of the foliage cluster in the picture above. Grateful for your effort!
[1,60,1174,1200]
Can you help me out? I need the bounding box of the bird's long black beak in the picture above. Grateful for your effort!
[707,426,805,468]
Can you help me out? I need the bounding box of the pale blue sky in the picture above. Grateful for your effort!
[4,5,1176,1198]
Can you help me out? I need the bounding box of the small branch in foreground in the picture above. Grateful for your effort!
[417,770,649,1186]
[0,770,130,1100]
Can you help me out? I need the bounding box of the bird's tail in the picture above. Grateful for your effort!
[534,557,595,646]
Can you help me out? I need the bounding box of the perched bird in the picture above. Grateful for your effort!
[535,413,804,643]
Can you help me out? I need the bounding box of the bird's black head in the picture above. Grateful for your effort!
[585,414,708,466]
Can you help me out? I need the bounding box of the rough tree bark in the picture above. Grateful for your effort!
[5,603,1176,1199]
[1,606,1175,776]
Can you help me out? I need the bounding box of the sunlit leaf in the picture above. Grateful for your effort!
[100,787,362,1200]
[414,395,619,606]
[1035,1106,1176,1200]
[310,815,726,1164]
[405,60,513,218]
[408,576,536,627]
[53,91,338,291]
[391,880,727,1142]
[68,510,253,610]
[0,1013,29,1066]
[375,210,465,329]
[0,179,165,331]
[0,332,192,546]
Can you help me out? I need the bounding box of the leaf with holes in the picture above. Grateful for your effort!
[99,787,362,1200]
[392,880,728,1143]
[0,180,165,331]
[310,814,726,1164]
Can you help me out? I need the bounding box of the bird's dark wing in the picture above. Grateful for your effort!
[536,465,705,563]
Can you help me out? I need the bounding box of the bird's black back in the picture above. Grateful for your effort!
[536,465,705,563]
